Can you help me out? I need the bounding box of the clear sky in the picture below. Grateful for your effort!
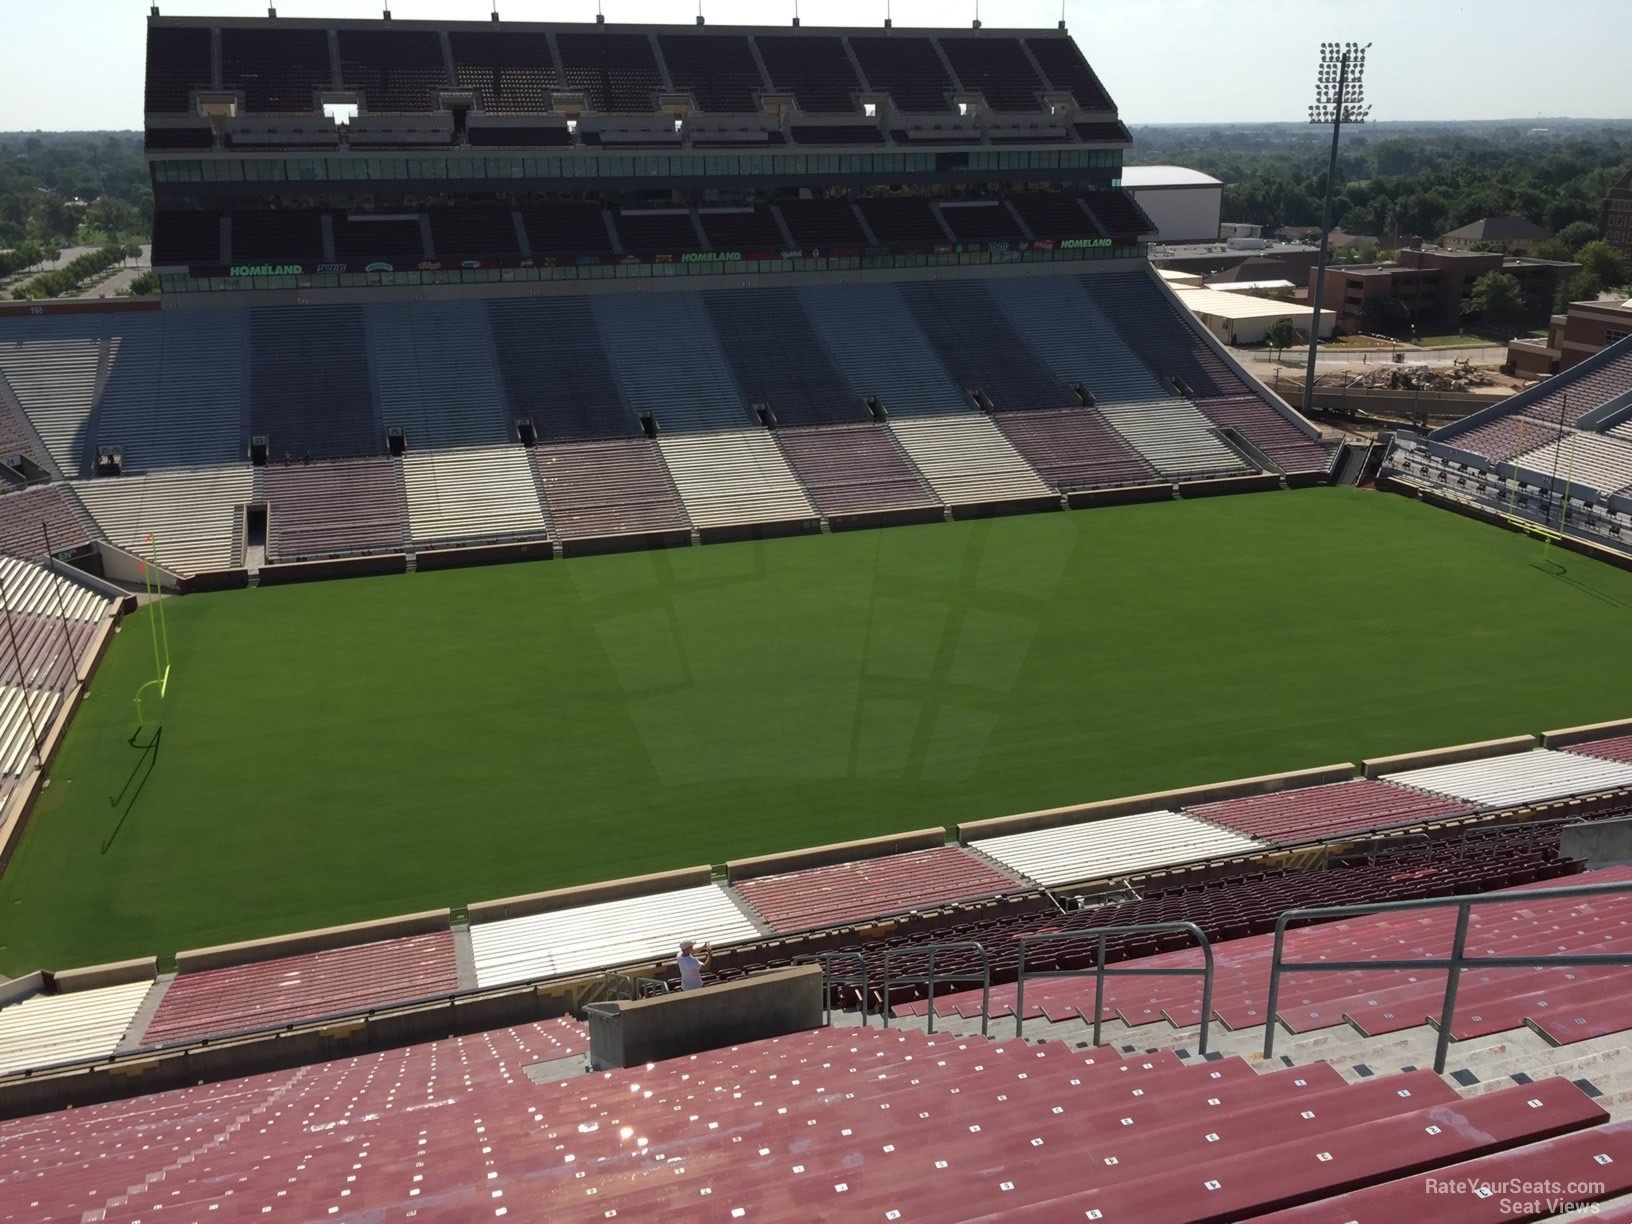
[4,0,1629,130]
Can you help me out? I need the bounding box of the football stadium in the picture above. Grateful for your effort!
[2,11,1632,1221]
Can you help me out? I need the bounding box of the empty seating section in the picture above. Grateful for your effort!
[703,288,860,425]
[520,201,613,254]
[1514,431,1632,496]
[1197,394,1331,473]
[1081,189,1155,238]
[145,25,211,113]
[488,297,633,440]
[656,429,817,528]
[150,210,221,265]
[338,28,448,112]
[614,209,698,253]
[657,34,764,113]
[776,197,869,246]
[449,30,559,113]
[888,415,1053,507]
[756,34,862,112]
[265,457,407,560]
[428,206,519,259]
[230,210,322,262]
[0,614,91,694]
[996,408,1159,490]
[93,316,162,473]
[1442,413,1565,463]
[849,36,954,112]
[250,306,378,460]
[939,36,1046,111]
[801,284,971,416]
[1188,779,1473,845]
[0,553,109,624]
[400,445,545,545]
[139,932,459,1047]
[899,280,1075,408]
[973,809,1267,887]
[989,275,1169,402]
[1572,734,1632,766]
[532,438,690,540]
[152,312,247,468]
[0,487,91,558]
[1383,749,1632,808]
[857,196,947,243]
[0,323,101,476]
[469,883,759,987]
[697,207,785,252]
[0,684,57,776]
[370,300,511,448]
[1098,398,1250,477]
[1518,341,1632,429]
[774,423,940,518]
[789,123,885,145]
[0,981,150,1076]
[735,846,1017,933]
[73,465,252,575]
[331,213,424,262]
[1025,35,1113,109]
[1011,192,1100,238]
[221,27,332,113]
[592,293,750,432]
[556,32,663,113]
[1083,270,1251,397]
[939,200,1024,243]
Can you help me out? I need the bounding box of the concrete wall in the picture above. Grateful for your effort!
[175,910,450,973]
[466,866,715,924]
[1361,735,1535,779]
[1066,483,1175,509]
[258,554,408,584]
[586,964,822,1070]
[1178,473,1282,498]
[91,540,186,593]
[957,763,1355,841]
[726,828,946,882]
[415,540,553,571]
[560,528,692,557]
[1562,816,1632,867]
[51,957,156,993]
[1542,719,1632,749]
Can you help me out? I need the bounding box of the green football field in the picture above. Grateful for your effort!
[4,486,1632,976]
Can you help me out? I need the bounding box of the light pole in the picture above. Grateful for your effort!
[1302,41,1371,416]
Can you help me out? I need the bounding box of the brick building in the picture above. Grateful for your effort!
[1603,165,1632,264]
[1311,247,1577,332]
[1508,296,1632,377]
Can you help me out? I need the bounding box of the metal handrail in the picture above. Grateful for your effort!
[793,950,870,1026]
[1262,879,1632,1074]
[1013,924,1214,1055]
[880,942,991,1036]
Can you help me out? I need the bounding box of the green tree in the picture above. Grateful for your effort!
[1556,221,1600,253]
[1463,270,1526,331]
[1557,270,1601,309]
[1264,318,1300,358]
[1575,241,1628,292]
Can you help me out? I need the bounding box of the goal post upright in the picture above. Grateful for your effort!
[133,532,172,726]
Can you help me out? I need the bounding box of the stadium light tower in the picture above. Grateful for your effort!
[1301,41,1371,416]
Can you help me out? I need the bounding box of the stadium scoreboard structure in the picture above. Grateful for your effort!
[143,14,1156,295]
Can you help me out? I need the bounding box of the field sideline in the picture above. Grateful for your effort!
[3,487,1631,975]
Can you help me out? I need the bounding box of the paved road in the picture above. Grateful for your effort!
[1241,345,1510,367]
[72,246,153,299]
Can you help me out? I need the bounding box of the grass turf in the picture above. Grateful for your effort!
[4,486,1632,975]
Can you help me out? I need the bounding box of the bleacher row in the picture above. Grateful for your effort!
[5,723,1630,1082]
[0,270,1331,574]
[1383,336,1632,552]
[153,192,1152,268]
[147,24,1116,119]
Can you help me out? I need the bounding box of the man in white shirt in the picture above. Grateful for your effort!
[677,939,712,991]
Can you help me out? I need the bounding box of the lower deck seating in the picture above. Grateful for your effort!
[0,487,92,563]
[1187,778,1473,845]
[734,846,1019,933]
[887,415,1054,507]
[138,931,460,1047]
[1571,734,1632,766]
[1196,394,1331,474]
[73,464,252,576]
[400,445,546,546]
[773,422,941,519]
[0,613,95,692]
[1514,431,1632,497]
[995,407,1160,490]
[264,456,408,561]
[656,429,817,529]
[469,883,760,988]
[0,684,59,777]
[1383,749,1632,809]
[532,437,691,541]
[1439,413,1565,463]
[972,809,1268,888]
[0,980,151,1076]
[1098,398,1251,478]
